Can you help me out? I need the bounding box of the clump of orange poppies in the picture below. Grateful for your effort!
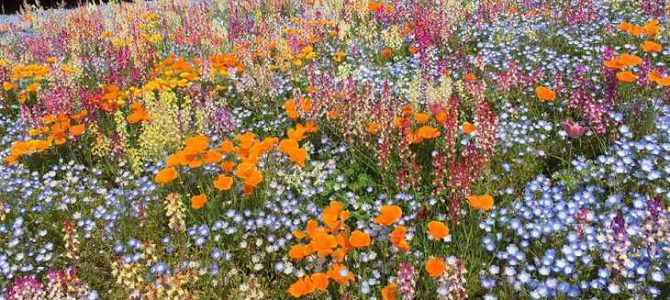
[287,200,371,298]
[155,125,316,198]
[143,55,201,92]
[126,103,152,124]
[367,104,447,144]
[4,111,88,165]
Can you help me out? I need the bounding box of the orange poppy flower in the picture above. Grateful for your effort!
[213,174,234,190]
[603,59,625,69]
[322,201,349,231]
[616,54,642,67]
[287,126,306,141]
[154,167,178,184]
[287,147,308,167]
[310,231,339,258]
[427,221,449,240]
[203,151,223,163]
[466,193,494,211]
[288,244,311,260]
[415,125,440,140]
[288,277,314,298]
[248,168,265,185]
[414,113,430,124]
[279,138,300,154]
[190,194,207,209]
[349,230,371,249]
[219,160,235,173]
[2,81,12,91]
[300,98,312,112]
[285,99,299,119]
[435,111,447,124]
[641,41,662,53]
[327,109,339,120]
[628,26,644,36]
[71,110,88,121]
[656,76,670,86]
[535,86,556,101]
[462,122,476,134]
[219,140,235,154]
[367,122,381,135]
[644,19,660,36]
[616,71,636,83]
[402,104,413,116]
[425,257,446,278]
[184,135,210,153]
[310,273,329,292]
[649,70,663,83]
[69,124,85,136]
[368,1,383,12]
[381,48,392,58]
[390,226,410,252]
[327,263,354,285]
[373,205,402,226]
[303,122,318,133]
[464,73,476,82]
[617,22,632,31]
[382,283,397,300]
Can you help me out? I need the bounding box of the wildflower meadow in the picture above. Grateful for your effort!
[0,0,669,299]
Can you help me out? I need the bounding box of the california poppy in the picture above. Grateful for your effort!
[373,205,402,226]
[310,273,329,291]
[390,226,409,252]
[616,71,636,83]
[69,124,85,136]
[190,194,207,209]
[644,19,660,36]
[214,174,234,190]
[414,113,430,124]
[462,122,476,134]
[154,167,178,184]
[425,257,446,278]
[641,41,662,53]
[535,86,556,101]
[288,277,314,297]
[616,54,642,67]
[381,283,397,300]
[288,244,310,260]
[349,230,371,249]
[367,122,381,135]
[327,263,354,285]
[427,221,449,240]
[415,125,440,140]
[466,194,494,211]
[381,48,392,58]
[218,140,235,154]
